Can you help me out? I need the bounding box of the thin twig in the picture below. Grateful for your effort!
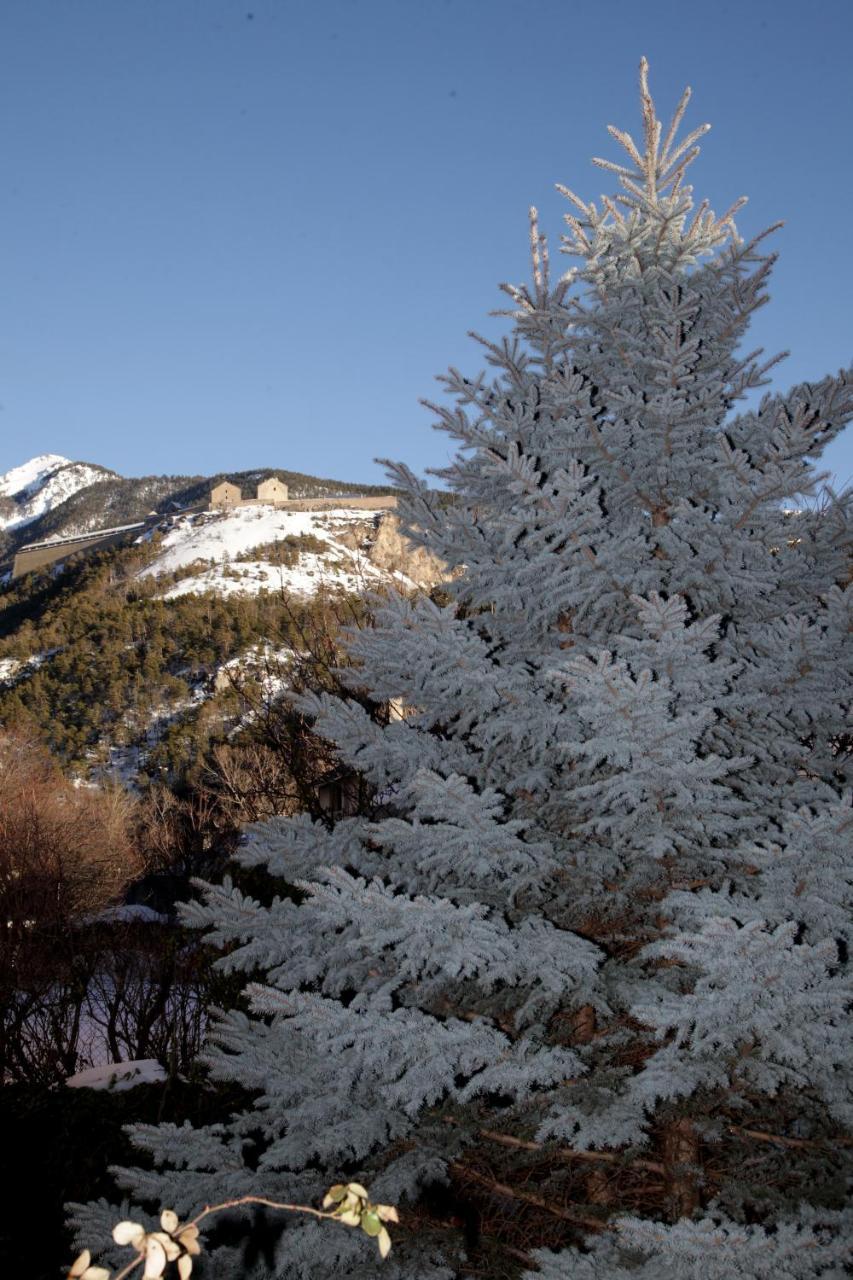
[478,1128,666,1175]
[186,1194,343,1230]
[727,1126,853,1152]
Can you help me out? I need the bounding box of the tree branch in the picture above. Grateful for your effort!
[478,1128,665,1175]
[453,1163,606,1232]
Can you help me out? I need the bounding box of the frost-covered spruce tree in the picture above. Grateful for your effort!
[78,60,852,1279]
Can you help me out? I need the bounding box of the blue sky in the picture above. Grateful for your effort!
[1,0,851,489]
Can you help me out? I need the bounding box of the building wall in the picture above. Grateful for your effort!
[280,495,398,512]
[257,477,289,502]
[228,497,274,508]
[209,481,242,507]
[206,491,397,514]
[11,525,146,580]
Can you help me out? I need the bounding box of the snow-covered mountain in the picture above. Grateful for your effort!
[0,455,404,560]
[0,453,69,498]
[0,453,115,533]
[0,453,445,596]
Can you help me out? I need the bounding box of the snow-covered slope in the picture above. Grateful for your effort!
[139,505,425,597]
[0,453,115,532]
[0,453,70,498]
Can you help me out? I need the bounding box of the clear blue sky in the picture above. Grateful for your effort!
[1,0,851,489]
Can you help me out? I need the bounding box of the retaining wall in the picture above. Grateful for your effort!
[11,524,147,580]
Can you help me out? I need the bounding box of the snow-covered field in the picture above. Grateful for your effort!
[139,505,412,598]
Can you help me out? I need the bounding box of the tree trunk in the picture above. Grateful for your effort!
[662,1117,700,1220]
[571,1004,596,1044]
[586,1168,611,1207]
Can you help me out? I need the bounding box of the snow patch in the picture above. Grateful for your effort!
[65,1058,167,1091]
[0,648,61,686]
[215,643,294,732]
[0,657,22,683]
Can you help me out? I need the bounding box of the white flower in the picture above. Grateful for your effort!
[68,1249,110,1280]
[175,1223,201,1258]
[112,1221,146,1250]
[141,1233,170,1279]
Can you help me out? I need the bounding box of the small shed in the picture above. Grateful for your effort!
[210,481,242,508]
[257,476,289,503]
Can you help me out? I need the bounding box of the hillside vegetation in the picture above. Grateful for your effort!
[0,536,368,783]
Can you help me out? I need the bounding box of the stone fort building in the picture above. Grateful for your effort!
[209,477,289,508]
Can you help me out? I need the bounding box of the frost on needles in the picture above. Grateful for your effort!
[74,58,852,1279]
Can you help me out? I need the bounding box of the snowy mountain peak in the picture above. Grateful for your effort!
[0,454,72,499]
[0,454,117,534]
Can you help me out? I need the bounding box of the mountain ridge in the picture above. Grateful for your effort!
[0,454,397,557]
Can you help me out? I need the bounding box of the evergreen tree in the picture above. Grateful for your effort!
[76,60,852,1278]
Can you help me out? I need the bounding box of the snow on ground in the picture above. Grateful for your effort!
[66,1059,167,1091]
[161,552,382,599]
[89,691,207,787]
[94,742,145,788]
[138,506,395,598]
[216,643,295,733]
[30,962,206,1080]
[215,642,293,693]
[0,657,22,683]
[86,645,293,785]
[0,648,61,687]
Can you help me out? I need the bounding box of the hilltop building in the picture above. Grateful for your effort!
[207,478,398,515]
[209,478,289,509]
[209,480,244,508]
[257,476,289,503]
